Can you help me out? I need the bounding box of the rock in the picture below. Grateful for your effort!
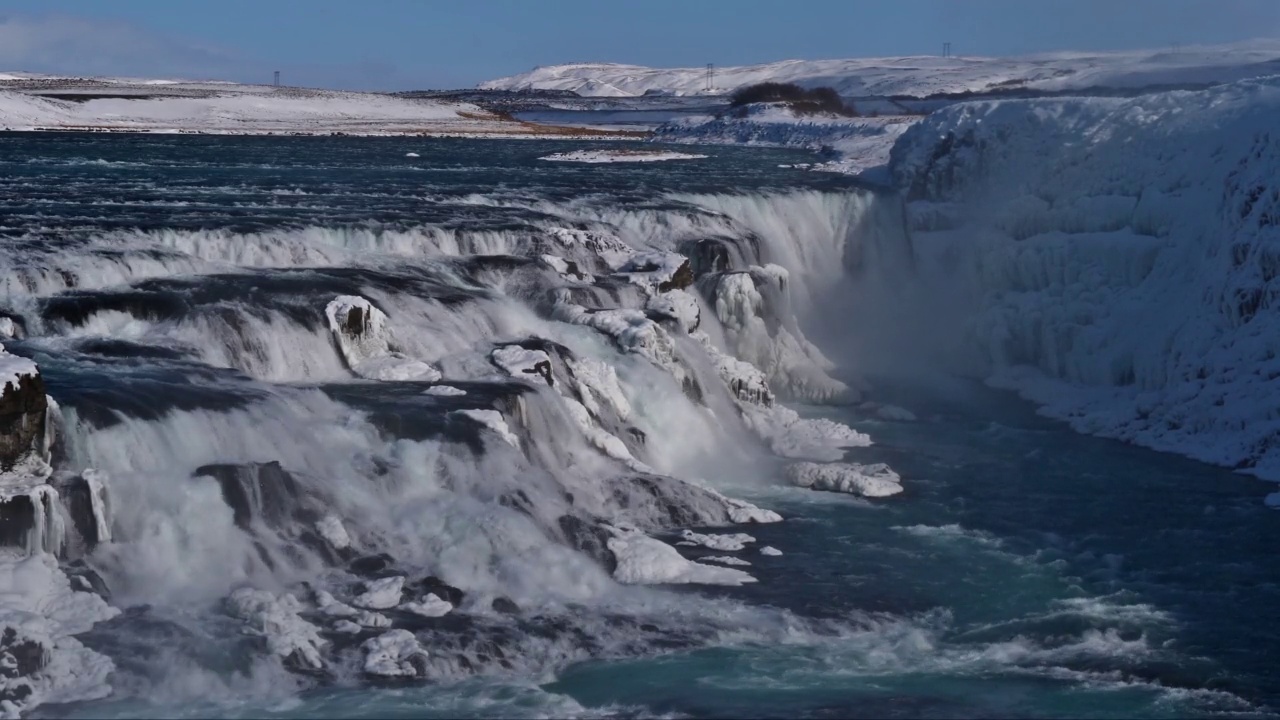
[348,553,396,578]
[491,597,520,615]
[558,515,619,574]
[407,576,465,607]
[0,351,49,475]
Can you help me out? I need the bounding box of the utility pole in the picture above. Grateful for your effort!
[273,70,280,87]
[943,42,951,59]
[705,63,714,92]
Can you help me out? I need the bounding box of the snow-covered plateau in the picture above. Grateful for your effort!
[0,77,629,137]
[482,40,1280,98]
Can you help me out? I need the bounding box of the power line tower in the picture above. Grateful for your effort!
[943,42,951,59]
[705,63,714,92]
[273,70,280,87]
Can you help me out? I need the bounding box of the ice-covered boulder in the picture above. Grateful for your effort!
[361,629,429,678]
[325,295,441,382]
[786,461,904,497]
[0,347,50,481]
[604,525,756,586]
[225,588,327,672]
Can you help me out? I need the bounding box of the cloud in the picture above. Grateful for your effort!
[0,14,245,80]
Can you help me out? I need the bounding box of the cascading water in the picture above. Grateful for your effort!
[2,130,1277,719]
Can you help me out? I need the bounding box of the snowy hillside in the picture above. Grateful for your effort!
[859,76,1280,481]
[481,40,1280,98]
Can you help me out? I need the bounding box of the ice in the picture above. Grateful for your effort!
[539,149,708,163]
[400,594,453,618]
[351,576,405,610]
[451,409,520,448]
[882,75,1280,481]
[332,620,362,634]
[361,629,428,678]
[405,152,420,158]
[785,461,904,498]
[225,588,327,671]
[677,530,756,552]
[313,590,358,618]
[742,404,872,461]
[605,526,756,586]
[759,546,783,556]
[490,346,553,385]
[324,295,442,382]
[0,552,119,718]
[314,514,351,550]
[423,385,467,397]
[0,345,38,398]
[701,555,751,566]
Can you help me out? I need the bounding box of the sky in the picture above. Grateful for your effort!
[1,0,1278,90]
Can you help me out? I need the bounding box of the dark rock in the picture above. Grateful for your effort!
[0,626,46,679]
[657,258,695,292]
[408,576,465,607]
[55,472,105,552]
[0,494,36,550]
[558,515,619,574]
[195,461,300,530]
[64,559,110,599]
[491,597,520,615]
[348,553,396,578]
[626,427,647,446]
[0,370,47,474]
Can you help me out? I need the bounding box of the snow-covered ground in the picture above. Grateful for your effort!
[0,77,628,137]
[872,76,1280,482]
[481,40,1280,98]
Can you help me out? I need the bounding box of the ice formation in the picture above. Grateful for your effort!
[786,461,904,498]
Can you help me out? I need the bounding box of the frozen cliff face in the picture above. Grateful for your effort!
[884,77,1280,480]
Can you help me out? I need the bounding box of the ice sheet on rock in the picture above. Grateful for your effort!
[325,295,441,382]
[490,346,553,386]
[225,587,327,670]
[547,227,635,271]
[553,302,683,378]
[615,251,692,293]
[314,514,351,549]
[0,552,119,718]
[605,526,756,586]
[701,555,752,566]
[742,405,871,461]
[565,357,632,421]
[677,530,756,552]
[692,331,773,406]
[539,149,708,163]
[646,289,701,333]
[352,576,404,610]
[362,629,428,678]
[423,385,467,396]
[400,593,453,618]
[0,344,39,395]
[451,409,520,448]
[786,461,904,498]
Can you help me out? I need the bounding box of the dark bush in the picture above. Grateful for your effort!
[728,82,856,116]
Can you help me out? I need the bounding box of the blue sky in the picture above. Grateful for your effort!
[1,0,1277,89]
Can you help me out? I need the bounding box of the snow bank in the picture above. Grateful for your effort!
[884,76,1280,481]
[540,149,708,163]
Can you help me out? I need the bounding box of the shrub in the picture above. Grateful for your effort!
[728,82,856,116]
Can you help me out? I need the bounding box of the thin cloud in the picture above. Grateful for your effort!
[0,14,243,80]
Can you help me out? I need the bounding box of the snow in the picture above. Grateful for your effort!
[482,41,1280,98]
[225,588,326,670]
[0,552,119,719]
[490,346,553,385]
[351,576,405,610]
[656,109,915,176]
[405,152,420,158]
[677,530,756,552]
[314,514,351,549]
[451,409,520,448]
[325,295,442,382]
[539,149,708,163]
[884,75,1280,481]
[605,526,756,586]
[0,344,38,397]
[0,83,551,136]
[361,629,428,678]
[400,594,453,618]
[785,461,904,498]
[423,384,467,396]
[701,555,751,567]
[742,404,872,461]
